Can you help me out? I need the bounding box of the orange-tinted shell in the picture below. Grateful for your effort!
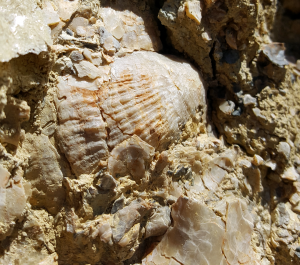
[55,51,206,176]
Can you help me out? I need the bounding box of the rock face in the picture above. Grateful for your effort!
[0,0,300,265]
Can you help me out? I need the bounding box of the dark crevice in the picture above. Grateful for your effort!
[209,42,217,79]
[152,0,183,56]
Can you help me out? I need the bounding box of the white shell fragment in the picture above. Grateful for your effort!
[281,167,299,181]
[202,150,236,191]
[185,1,202,25]
[243,94,257,107]
[74,60,102,79]
[219,100,235,115]
[55,51,205,176]
[252,154,264,166]
[277,141,291,160]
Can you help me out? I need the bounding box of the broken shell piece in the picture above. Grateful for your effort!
[201,32,212,42]
[112,199,152,243]
[97,173,117,190]
[281,167,299,181]
[68,17,88,32]
[145,206,171,238]
[203,163,227,191]
[142,196,225,265]
[277,142,291,160]
[265,160,277,170]
[252,154,264,166]
[98,8,125,39]
[239,159,252,168]
[185,1,202,24]
[118,223,140,248]
[243,94,257,107]
[74,60,101,79]
[108,135,155,182]
[289,192,300,206]
[98,27,120,55]
[202,152,235,191]
[252,108,268,122]
[43,2,60,26]
[82,48,93,61]
[262,43,288,67]
[91,215,112,244]
[55,0,79,22]
[219,100,235,115]
[23,134,65,214]
[0,166,10,188]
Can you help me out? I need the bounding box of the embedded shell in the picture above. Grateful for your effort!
[55,51,206,176]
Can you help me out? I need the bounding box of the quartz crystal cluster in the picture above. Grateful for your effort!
[0,0,300,264]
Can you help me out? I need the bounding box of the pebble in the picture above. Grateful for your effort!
[243,94,257,107]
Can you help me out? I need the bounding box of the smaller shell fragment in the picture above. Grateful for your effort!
[108,135,155,182]
[281,167,299,181]
[145,206,171,238]
[243,94,257,107]
[74,60,101,79]
[277,142,291,160]
[252,154,264,166]
[185,1,202,24]
[219,100,235,115]
[262,43,289,67]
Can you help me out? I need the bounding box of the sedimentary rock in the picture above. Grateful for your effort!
[0,0,300,264]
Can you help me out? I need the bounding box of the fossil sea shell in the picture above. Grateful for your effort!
[55,51,206,176]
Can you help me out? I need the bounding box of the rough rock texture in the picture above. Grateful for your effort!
[0,0,300,264]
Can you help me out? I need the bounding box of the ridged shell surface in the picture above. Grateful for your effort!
[55,77,108,176]
[55,51,205,176]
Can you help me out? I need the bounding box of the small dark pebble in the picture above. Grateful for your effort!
[66,28,74,36]
[223,50,239,64]
[232,107,242,116]
[70,50,84,62]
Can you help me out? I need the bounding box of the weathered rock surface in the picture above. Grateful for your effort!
[0,0,300,264]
